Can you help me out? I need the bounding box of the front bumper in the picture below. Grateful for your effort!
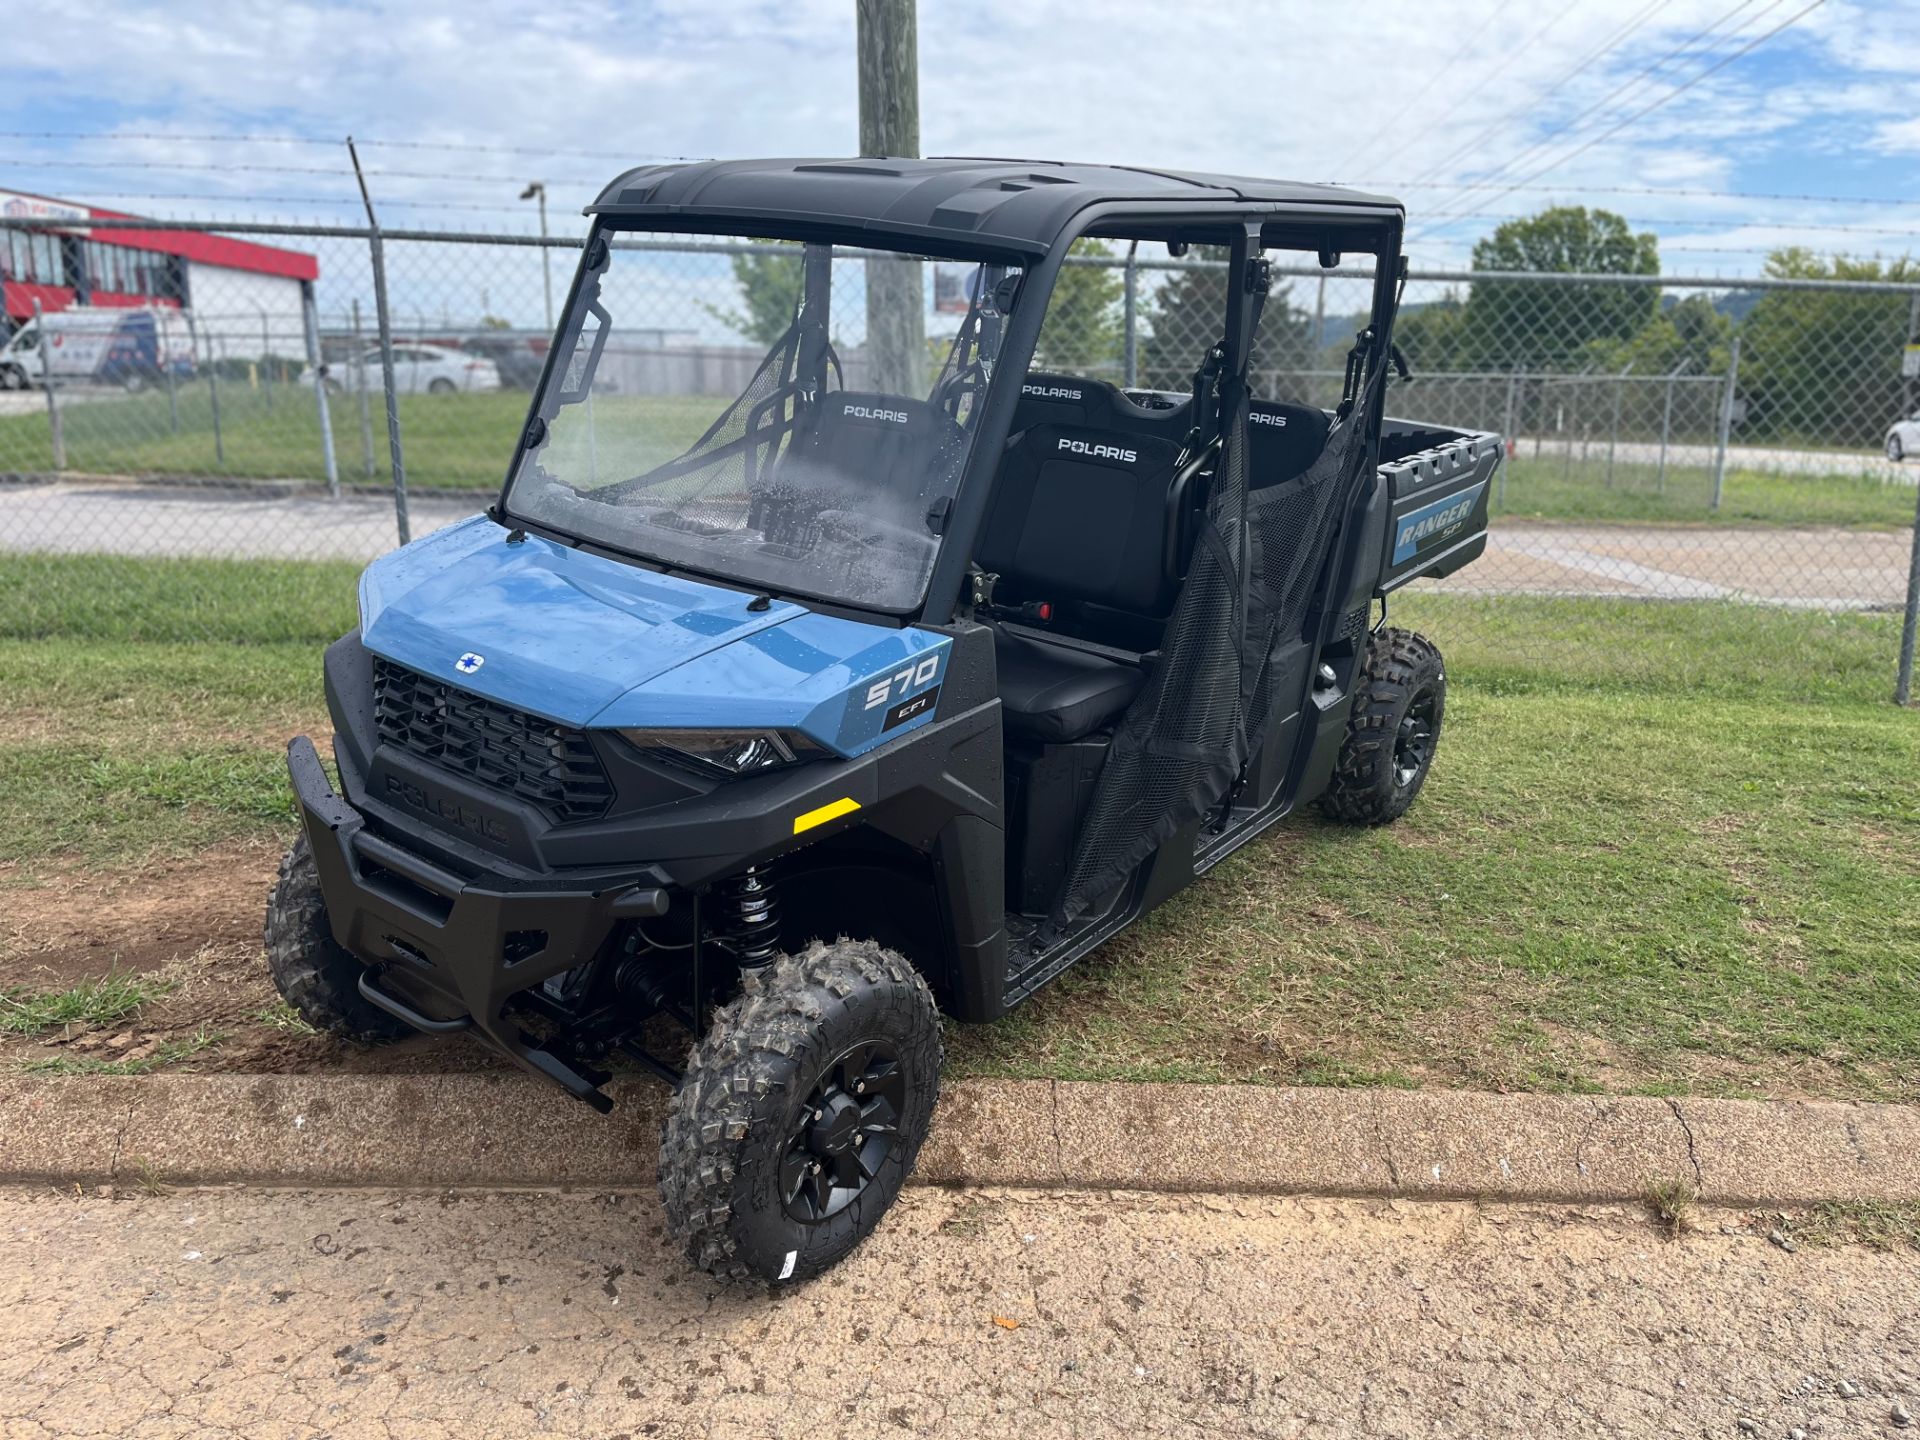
[287,735,667,1109]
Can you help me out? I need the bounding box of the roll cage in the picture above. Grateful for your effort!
[494,158,1409,628]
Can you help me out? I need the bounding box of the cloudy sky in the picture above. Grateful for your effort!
[6,0,1920,276]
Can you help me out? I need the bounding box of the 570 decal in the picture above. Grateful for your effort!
[864,654,941,711]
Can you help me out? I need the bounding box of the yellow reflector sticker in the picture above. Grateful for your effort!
[793,796,861,835]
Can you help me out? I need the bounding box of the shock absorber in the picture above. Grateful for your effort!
[713,863,781,970]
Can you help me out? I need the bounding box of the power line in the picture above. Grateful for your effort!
[1415,0,1767,200]
[1332,0,1522,174]
[1379,0,1674,182]
[1361,0,1588,178]
[1410,0,1828,240]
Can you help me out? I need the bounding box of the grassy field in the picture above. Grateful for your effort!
[0,385,719,493]
[4,383,1919,527]
[1494,455,1920,528]
[0,558,1915,1098]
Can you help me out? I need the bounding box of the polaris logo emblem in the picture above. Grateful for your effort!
[1392,482,1486,565]
[455,652,484,675]
[844,404,909,424]
[1249,410,1289,427]
[1057,437,1138,463]
[1023,383,1083,400]
[384,774,510,844]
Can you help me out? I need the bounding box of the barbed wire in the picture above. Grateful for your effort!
[0,129,704,162]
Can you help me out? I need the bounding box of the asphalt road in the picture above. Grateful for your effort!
[3,1185,1916,1439]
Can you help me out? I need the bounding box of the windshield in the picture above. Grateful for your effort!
[504,229,1022,613]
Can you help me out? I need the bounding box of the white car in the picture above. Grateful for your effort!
[304,342,500,395]
[1886,411,1920,462]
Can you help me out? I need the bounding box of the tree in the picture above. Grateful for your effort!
[1462,207,1660,370]
[1138,247,1314,399]
[1030,239,1124,378]
[705,247,804,346]
[1737,248,1920,447]
[1391,292,1471,374]
[1579,293,1732,376]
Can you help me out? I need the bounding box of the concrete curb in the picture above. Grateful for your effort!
[4,1073,1919,1205]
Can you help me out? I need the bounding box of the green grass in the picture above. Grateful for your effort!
[1790,1200,1920,1251]
[1494,455,1920,528]
[0,553,359,644]
[0,556,1916,1098]
[0,973,170,1035]
[0,385,721,493]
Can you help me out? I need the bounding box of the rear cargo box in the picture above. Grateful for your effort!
[1375,419,1501,593]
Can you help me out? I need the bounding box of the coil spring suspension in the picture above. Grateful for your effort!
[713,863,781,969]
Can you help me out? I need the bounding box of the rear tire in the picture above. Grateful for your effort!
[428,377,455,395]
[1889,434,1905,463]
[660,939,942,1283]
[1319,627,1446,827]
[263,833,410,1043]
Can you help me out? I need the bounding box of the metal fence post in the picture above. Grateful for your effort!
[301,280,340,500]
[1899,484,1920,704]
[1499,369,1518,508]
[350,138,411,547]
[351,298,376,480]
[164,346,180,435]
[207,339,226,468]
[1606,364,1631,488]
[258,308,274,413]
[1712,334,1741,512]
[1122,240,1139,388]
[31,300,65,472]
[1657,359,1688,495]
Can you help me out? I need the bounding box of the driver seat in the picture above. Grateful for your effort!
[994,628,1145,743]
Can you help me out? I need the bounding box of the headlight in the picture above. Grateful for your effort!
[616,727,827,776]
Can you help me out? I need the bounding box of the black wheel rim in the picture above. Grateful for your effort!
[1394,686,1439,789]
[779,1040,907,1224]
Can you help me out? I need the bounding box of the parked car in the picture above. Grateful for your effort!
[304,342,500,395]
[459,331,550,390]
[0,305,195,392]
[1886,411,1920,461]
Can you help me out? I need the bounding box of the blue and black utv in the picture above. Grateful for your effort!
[267,158,1496,1282]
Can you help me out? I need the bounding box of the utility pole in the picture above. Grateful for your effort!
[522,181,553,332]
[856,0,924,395]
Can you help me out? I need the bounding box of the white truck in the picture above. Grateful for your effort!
[0,305,196,391]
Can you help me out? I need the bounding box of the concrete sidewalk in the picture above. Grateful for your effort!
[7,1073,1920,1208]
[4,1185,1916,1439]
[1,479,1912,610]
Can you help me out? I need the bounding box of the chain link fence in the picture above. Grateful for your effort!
[3,217,1917,697]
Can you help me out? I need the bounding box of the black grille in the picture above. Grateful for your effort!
[372,658,614,824]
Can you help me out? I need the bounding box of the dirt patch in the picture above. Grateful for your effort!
[0,838,515,1079]
[0,840,279,986]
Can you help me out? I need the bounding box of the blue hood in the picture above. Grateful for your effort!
[359,517,950,756]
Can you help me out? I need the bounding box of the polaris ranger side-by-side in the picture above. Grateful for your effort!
[267,158,1496,1282]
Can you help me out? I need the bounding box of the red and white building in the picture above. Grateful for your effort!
[0,189,319,356]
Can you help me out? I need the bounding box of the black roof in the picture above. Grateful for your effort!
[587,157,1400,254]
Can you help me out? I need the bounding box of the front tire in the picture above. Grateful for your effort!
[1889,433,1905,463]
[1319,627,1447,826]
[263,833,410,1043]
[660,939,942,1283]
